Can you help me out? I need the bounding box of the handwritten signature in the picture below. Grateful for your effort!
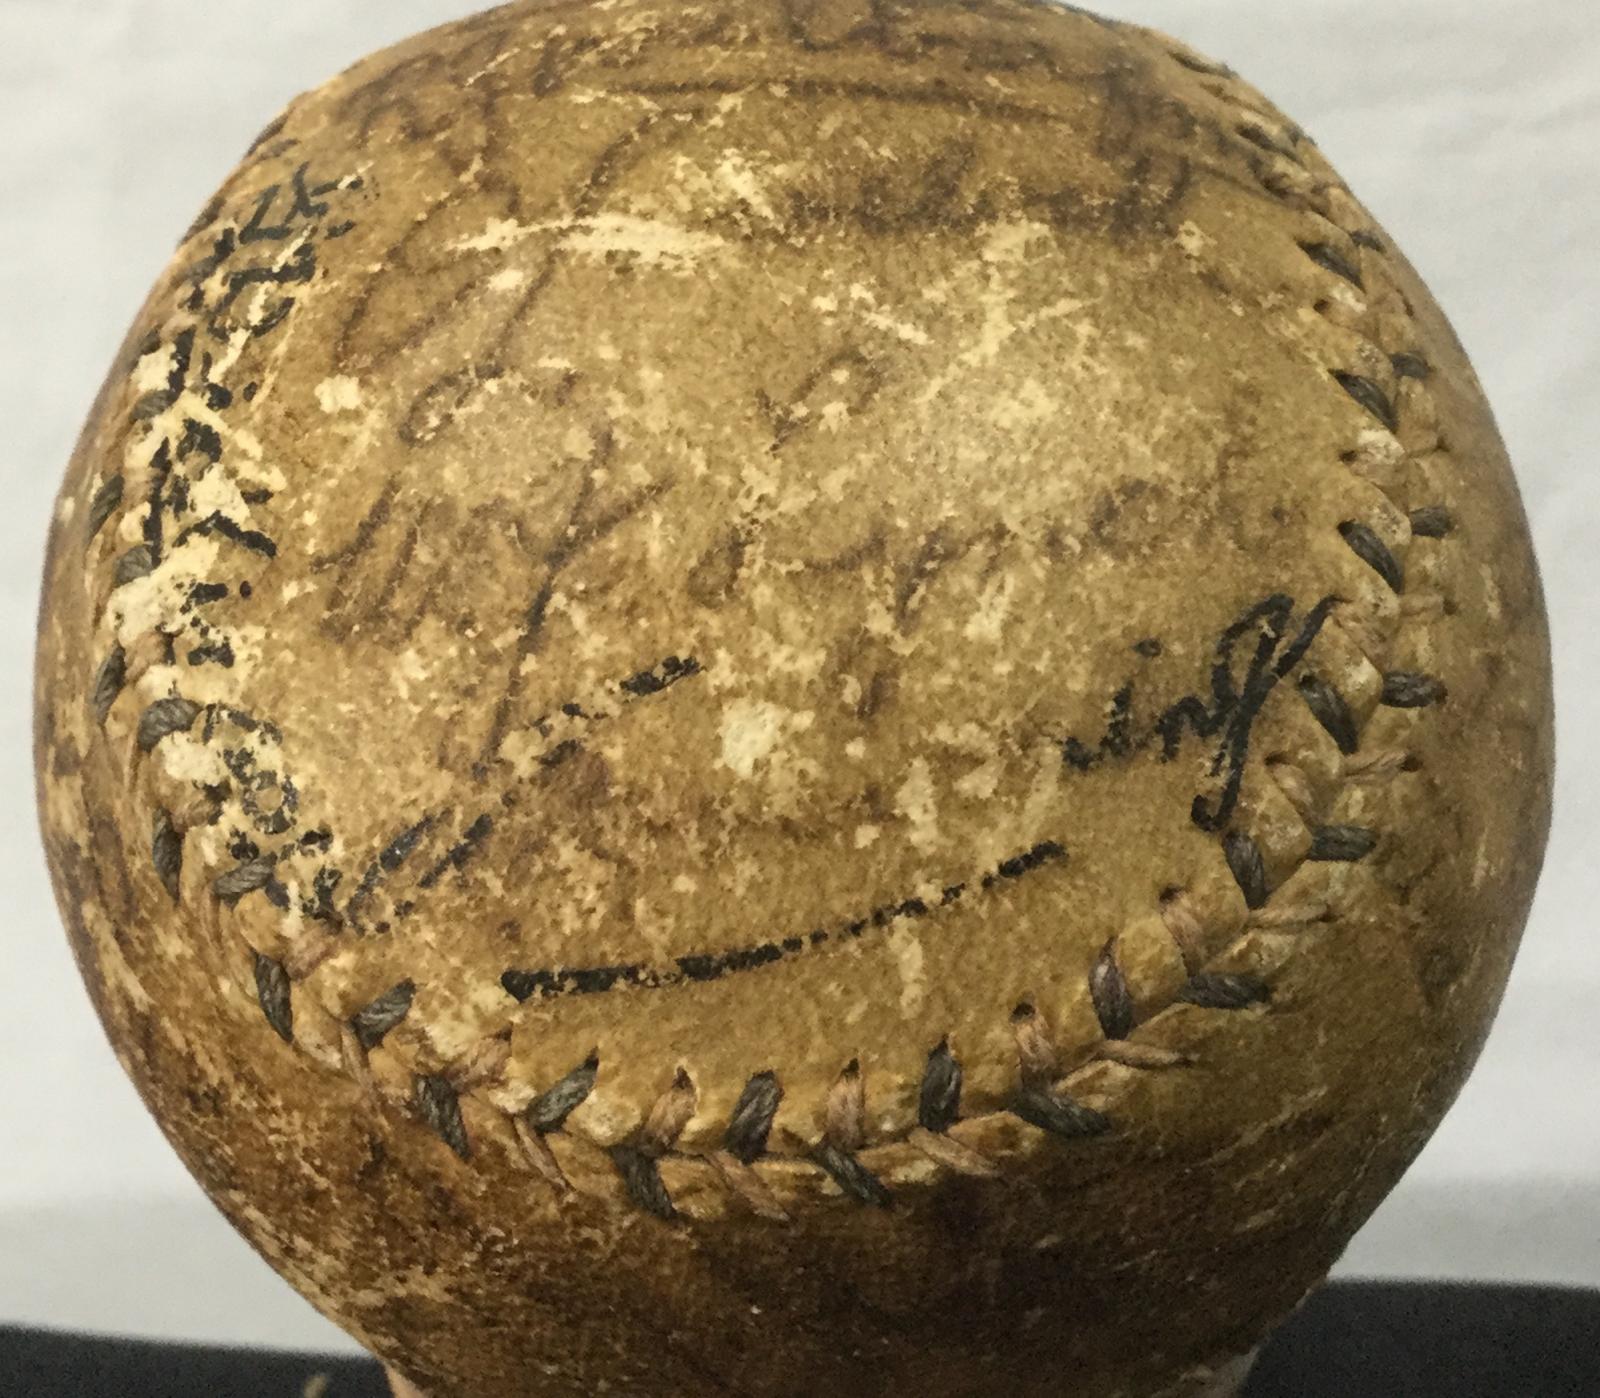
[1059,593,1339,832]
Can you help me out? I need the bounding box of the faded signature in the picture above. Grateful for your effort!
[496,593,1339,1000]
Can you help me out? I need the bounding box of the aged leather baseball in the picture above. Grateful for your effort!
[36,2,1553,1395]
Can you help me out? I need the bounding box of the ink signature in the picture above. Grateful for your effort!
[1059,593,1339,832]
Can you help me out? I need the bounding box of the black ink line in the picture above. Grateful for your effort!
[500,840,1067,1003]
[1059,594,1339,834]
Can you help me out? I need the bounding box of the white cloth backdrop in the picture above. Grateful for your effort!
[1,0,1594,1355]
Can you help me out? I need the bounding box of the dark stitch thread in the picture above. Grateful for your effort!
[1331,371,1400,433]
[1391,352,1431,381]
[1339,521,1405,594]
[133,391,177,422]
[113,545,156,589]
[1012,1002,1055,1081]
[1224,831,1269,910]
[151,810,183,901]
[1409,506,1455,539]
[246,111,290,158]
[253,951,293,1043]
[1383,672,1448,708]
[416,1075,471,1160]
[1299,673,1360,755]
[137,697,202,753]
[1237,123,1292,158]
[525,1054,599,1134]
[1089,941,1135,1040]
[214,855,277,904]
[86,476,125,540]
[1309,825,1378,862]
[1299,241,1364,288]
[90,646,127,726]
[610,1145,675,1219]
[814,1059,891,1207]
[814,1143,892,1208]
[918,1041,962,1134]
[725,1071,783,1163]
[1178,973,1270,1011]
[1169,50,1235,78]
[613,1067,694,1219]
[183,192,228,245]
[1014,1087,1111,1141]
[351,981,417,1050]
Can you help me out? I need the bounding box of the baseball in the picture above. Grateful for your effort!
[35,2,1553,1395]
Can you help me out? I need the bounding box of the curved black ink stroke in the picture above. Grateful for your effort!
[1061,593,1340,833]
[500,841,1068,1004]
